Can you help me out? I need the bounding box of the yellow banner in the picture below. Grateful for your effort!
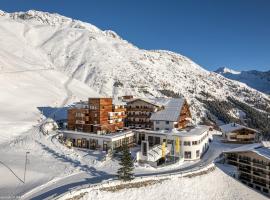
[162,142,166,158]
[175,137,180,153]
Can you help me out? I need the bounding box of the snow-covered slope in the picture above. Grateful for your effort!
[215,67,270,94]
[0,10,100,143]
[0,10,269,139]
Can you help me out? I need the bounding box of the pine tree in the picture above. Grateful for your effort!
[117,143,134,181]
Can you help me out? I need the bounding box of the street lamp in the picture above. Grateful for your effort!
[24,151,30,183]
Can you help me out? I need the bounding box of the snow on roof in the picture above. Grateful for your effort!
[224,142,270,160]
[127,98,165,107]
[135,125,210,137]
[70,101,88,109]
[112,98,127,106]
[62,130,133,140]
[223,143,262,153]
[219,123,258,133]
[150,98,185,122]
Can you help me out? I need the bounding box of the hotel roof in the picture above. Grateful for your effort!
[135,125,210,137]
[219,123,258,133]
[224,142,270,160]
[150,98,185,122]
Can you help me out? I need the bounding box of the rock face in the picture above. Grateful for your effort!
[215,67,270,95]
[0,10,269,126]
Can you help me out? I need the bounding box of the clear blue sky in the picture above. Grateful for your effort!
[0,0,269,71]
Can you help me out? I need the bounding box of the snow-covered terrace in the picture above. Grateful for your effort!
[61,129,134,140]
[135,125,210,137]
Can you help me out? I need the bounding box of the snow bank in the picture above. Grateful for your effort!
[60,167,267,200]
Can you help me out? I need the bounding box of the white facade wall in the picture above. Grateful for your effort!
[180,132,210,160]
[153,120,177,131]
[135,129,210,161]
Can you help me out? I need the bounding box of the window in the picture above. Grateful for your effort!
[263,188,269,193]
[184,141,191,146]
[142,142,147,156]
[154,137,161,145]
[156,121,160,124]
[192,141,198,145]
[166,121,169,125]
[184,151,191,159]
[148,136,154,146]
[156,128,160,131]
[196,150,200,158]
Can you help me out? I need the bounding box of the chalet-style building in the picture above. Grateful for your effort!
[63,96,214,167]
[126,98,162,129]
[223,142,270,197]
[220,123,258,143]
[68,98,126,134]
[150,98,191,130]
[126,98,191,130]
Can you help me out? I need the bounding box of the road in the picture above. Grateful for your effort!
[22,136,242,200]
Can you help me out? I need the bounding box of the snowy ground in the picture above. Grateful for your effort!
[0,125,266,200]
[19,135,248,200]
[59,164,268,200]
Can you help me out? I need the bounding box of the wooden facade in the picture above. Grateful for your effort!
[176,100,192,129]
[67,98,126,134]
[126,99,161,129]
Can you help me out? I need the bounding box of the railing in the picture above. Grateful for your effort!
[253,162,267,169]
[239,159,251,165]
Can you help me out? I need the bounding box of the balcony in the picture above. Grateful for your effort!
[253,179,267,187]
[239,167,251,174]
[236,134,255,139]
[239,159,251,165]
[227,156,237,161]
[127,107,154,111]
[253,162,267,170]
[127,114,151,118]
[253,171,267,178]
[75,120,85,125]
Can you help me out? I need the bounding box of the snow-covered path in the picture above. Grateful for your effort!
[21,136,243,200]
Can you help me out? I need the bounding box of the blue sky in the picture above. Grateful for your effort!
[0,0,269,71]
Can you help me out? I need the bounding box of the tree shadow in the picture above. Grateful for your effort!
[26,141,114,200]
[36,141,109,177]
[27,174,114,200]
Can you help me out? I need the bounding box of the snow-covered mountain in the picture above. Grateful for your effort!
[215,67,270,95]
[0,10,269,140]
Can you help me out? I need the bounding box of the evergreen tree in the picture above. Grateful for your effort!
[117,143,134,181]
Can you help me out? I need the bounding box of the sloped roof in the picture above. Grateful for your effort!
[112,98,127,106]
[150,98,185,122]
[223,142,270,160]
[219,123,258,133]
[127,98,164,107]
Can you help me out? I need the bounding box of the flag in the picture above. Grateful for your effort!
[175,137,180,153]
[162,142,166,158]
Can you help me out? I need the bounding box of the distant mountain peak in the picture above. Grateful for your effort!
[215,67,240,75]
[0,9,268,128]
[215,67,270,94]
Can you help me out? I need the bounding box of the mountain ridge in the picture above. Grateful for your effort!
[215,67,270,94]
[0,10,269,135]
